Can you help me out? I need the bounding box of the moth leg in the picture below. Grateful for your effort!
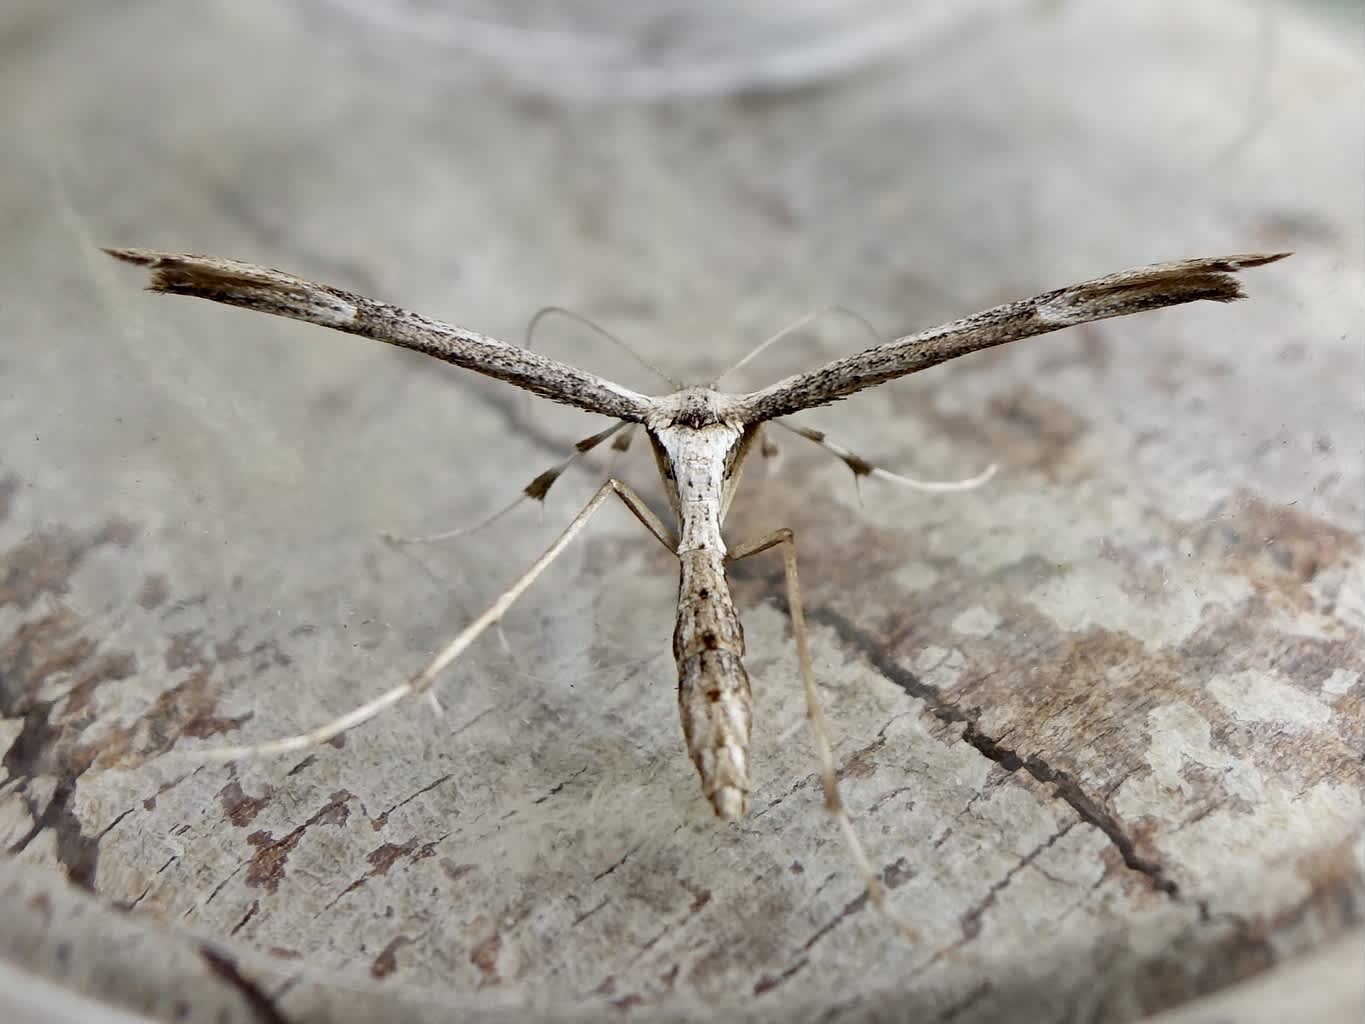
[757,427,783,476]
[382,421,630,545]
[181,477,673,762]
[775,420,996,494]
[728,528,917,940]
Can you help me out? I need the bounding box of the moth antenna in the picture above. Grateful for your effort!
[526,306,679,388]
[715,305,880,385]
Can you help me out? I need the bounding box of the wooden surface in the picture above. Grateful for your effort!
[1,1,1361,1021]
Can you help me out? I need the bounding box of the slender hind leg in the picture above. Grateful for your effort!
[183,478,675,761]
[728,528,917,939]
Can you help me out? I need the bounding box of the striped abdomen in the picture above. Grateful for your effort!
[673,549,752,820]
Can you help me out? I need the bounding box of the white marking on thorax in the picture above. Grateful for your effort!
[651,423,740,556]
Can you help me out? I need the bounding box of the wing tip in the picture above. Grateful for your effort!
[1227,251,1293,270]
[102,246,163,266]
[1210,251,1290,303]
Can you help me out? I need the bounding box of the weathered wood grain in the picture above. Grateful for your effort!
[1,1,1360,1021]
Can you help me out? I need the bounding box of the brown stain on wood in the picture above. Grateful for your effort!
[369,935,414,979]
[3,609,137,720]
[1183,492,1361,591]
[0,520,135,610]
[2,516,145,889]
[441,859,476,883]
[218,778,274,827]
[0,497,270,880]
[465,915,502,987]
[367,836,439,875]
[244,790,352,892]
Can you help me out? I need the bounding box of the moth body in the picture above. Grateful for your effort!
[649,412,761,819]
[102,245,1287,927]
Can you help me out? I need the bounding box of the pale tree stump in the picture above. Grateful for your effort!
[1,1,1361,1021]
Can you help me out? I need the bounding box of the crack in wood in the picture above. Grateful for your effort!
[591,839,644,883]
[752,954,810,997]
[808,604,1182,897]
[371,771,456,830]
[801,891,868,954]
[959,821,1078,941]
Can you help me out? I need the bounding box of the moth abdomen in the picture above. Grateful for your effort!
[674,550,752,820]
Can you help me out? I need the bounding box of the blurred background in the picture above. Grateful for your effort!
[1,2,1361,1022]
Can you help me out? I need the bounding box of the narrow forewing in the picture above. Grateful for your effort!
[104,249,653,422]
[736,253,1289,422]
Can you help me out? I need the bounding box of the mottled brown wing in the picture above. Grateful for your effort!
[737,253,1289,422]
